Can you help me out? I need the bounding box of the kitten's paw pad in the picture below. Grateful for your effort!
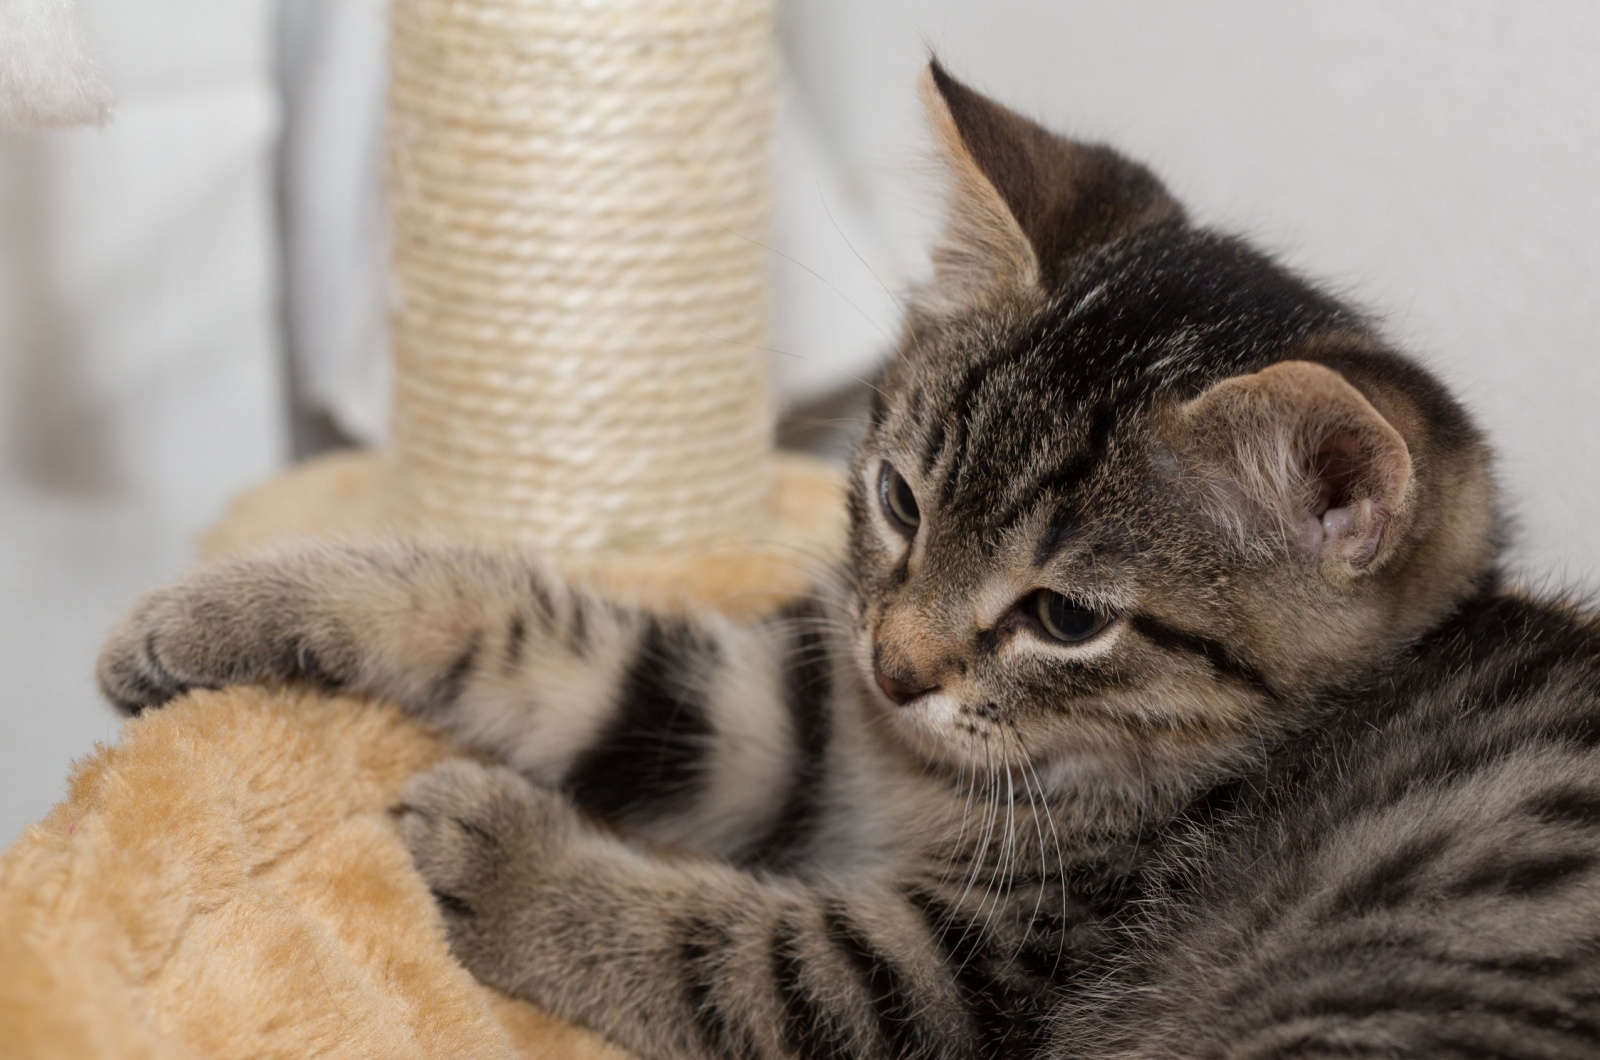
[396,760,577,950]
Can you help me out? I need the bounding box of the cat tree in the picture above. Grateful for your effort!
[390,0,779,554]
[208,0,840,615]
[0,0,844,1055]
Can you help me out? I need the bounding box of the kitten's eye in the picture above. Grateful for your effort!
[879,463,921,536]
[1031,591,1109,644]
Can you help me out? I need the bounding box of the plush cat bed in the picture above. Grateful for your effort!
[0,450,845,1058]
[0,688,630,1060]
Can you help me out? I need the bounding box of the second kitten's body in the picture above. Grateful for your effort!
[98,65,1600,1059]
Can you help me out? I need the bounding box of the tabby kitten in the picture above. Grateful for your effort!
[99,63,1600,1060]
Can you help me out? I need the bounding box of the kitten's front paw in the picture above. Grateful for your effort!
[96,587,216,715]
[395,760,580,988]
[96,561,349,716]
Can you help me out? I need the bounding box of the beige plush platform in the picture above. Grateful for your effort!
[201,449,848,621]
[0,450,846,1058]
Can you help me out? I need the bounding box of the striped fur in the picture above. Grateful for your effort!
[1053,596,1600,1059]
[97,64,1597,1059]
[98,539,1083,1057]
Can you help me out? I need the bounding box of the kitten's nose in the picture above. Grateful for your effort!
[874,666,938,706]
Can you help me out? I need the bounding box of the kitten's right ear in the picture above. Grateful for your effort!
[1176,360,1414,578]
[919,62,1182,315]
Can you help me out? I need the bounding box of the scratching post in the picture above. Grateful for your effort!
[204,0,843,615]
[389,0,777,555]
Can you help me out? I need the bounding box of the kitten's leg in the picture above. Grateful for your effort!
[396,758,982,1060]
[96,541,841,856]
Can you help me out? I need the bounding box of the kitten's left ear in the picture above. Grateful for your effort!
[1177,360,1414,577]
[920,62,1182,313]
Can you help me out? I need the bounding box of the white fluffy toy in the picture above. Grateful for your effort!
[0,0,112,129]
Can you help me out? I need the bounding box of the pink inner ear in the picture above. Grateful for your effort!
[1300,430,1388,567]
[1181,359,1412,573]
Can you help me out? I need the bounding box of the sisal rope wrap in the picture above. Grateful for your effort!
[388,0,777,554]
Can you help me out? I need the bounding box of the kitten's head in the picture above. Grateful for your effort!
[848,64,1497,802]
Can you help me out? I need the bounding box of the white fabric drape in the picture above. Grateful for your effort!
[0,0,285,840]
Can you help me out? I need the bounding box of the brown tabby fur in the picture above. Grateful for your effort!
[97,62,1600,1060]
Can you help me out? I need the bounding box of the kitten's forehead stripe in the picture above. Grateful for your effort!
[921,414,947,476]
[1032,512,1078,568]
[906,226,1360,543]
[998,403,1120,533]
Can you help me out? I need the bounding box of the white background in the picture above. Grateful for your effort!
[2,1,1596,844]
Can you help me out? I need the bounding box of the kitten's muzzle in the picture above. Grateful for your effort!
[873,666,939,706]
